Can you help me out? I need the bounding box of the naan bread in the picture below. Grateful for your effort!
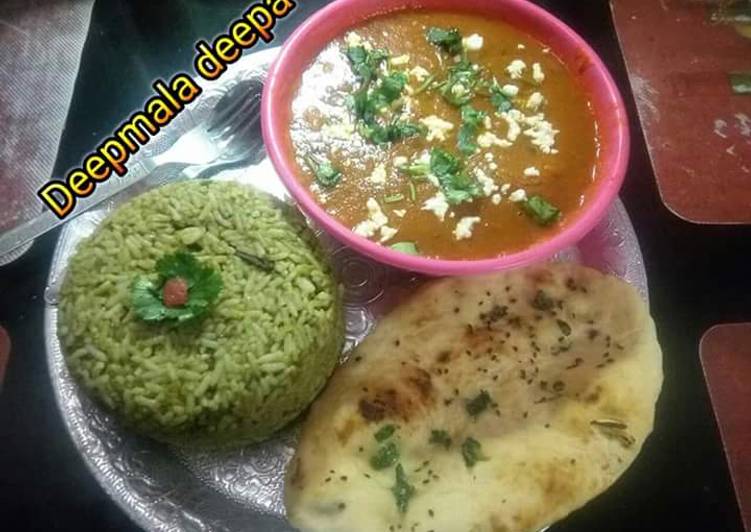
[286,263,662,532]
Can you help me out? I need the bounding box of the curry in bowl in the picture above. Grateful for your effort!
[286,10,599,260]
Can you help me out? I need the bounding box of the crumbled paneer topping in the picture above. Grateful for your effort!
[501,110,523,142]
[509,189,527,202]
[345,32,371,50]
[422,191,450,221]
[506,59,527,79]
[420,115,455,141]
[474,168,498,196]
[321,120,355,140]
[483,152,494,162]
[393,156,408,167]
[524,166,541,177]
[462,33,484,51]
[501,84,519,97]
[517,43,526,50]
[353,198,389,238]
[526,92,545,111]
[409,65,431,82]
[367,197,388,225]
[532,62,545,84]
[390,54,410,66]
[453,216,482,240]
[483,116,492,129]
[523,114,559,154]
[369,163,387,184]
[380,225,398,242]
[489,162,498,170]
[491,193,502,205]
[477,131,512,148]
[353,220,378,238]
[393,209,406,218]
[501,183,512,194]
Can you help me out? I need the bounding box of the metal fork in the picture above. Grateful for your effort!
[136,77,265,187]
[0,76,265,257]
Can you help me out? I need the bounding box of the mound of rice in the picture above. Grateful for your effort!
[59,181,344,448]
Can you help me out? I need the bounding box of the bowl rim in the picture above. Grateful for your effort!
[262,0,630,276]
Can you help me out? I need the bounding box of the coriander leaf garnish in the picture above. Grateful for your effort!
[457,104,487,154]
[370,440,399,470]
[429,148,482,205]
[346,45,388,85]
[414,73,437,95]
[489,82,514,113]
[131,251,223,325]
[305,155,341,187]
[461,437,489,468]
[374,424,397,442]
[429,429,452,449]
[391,463,416,513]
[346,46,424,146]
[522,195,560,226]
[440,60,480,106]
[425,27,463,56]
[360,119,424,145]
[465,390,492,419]
[384,193,405,204]
[389,242,419,255]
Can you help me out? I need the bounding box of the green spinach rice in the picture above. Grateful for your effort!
[59,181,344,448]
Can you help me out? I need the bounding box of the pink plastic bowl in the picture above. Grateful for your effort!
[262,0,629,276]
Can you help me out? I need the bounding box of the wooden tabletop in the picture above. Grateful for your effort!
[611,0,751,224]
[701,323,751,531]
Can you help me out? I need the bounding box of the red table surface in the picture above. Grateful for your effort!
[611,0,751,224]
[700,323,751,531]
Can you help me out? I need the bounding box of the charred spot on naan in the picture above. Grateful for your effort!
[358,365,434,423]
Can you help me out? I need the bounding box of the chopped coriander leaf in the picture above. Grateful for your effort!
[465,390,492,419]
[414,73,437,95]
[425,27,463,55]
[132,251,223,324]
[360,120,425,145]
[391,464,416,513]
[461,437,489,468]
[429,429,452,449]
[390,241,419,255]
[377,72,408,102]
[384,193,405,204]
[305,156,341,187]
[429,148,482,205]
[429,147,462,177]
[370,441,399,470]
[457,105,487,154]
[374,424,397,442]
[457,124,477,155]
[346,45,388,85]
[440,60,480,106]
[408,181,417,202]
[522,195,561,226]
[403,160,430,177]
[489,82,514,113]
[461,104,487,127]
